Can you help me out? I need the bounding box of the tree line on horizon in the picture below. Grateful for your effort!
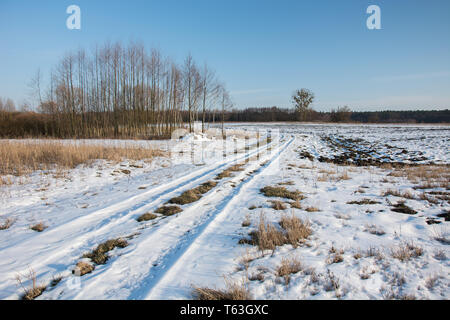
[220,107,449,123]
[1,70,449,138]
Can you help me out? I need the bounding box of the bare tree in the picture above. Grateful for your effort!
[13,41,226,138]
[28,69,43,107]
[292,88,314,121]
[4,98,16,112]
[183,54,202,132]
[200,63,220,133]
[219,84,232,137]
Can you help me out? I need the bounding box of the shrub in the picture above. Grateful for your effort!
[15,268,46,300]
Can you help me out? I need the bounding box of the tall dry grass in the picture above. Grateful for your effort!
[0,141,166,176]
[388,165,450,189]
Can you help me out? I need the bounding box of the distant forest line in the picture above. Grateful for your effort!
[219,107,450,124]
[1,107,448,139]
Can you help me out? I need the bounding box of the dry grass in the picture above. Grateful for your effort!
[0,141,166,176]
[431,227,449,245]
[390,201,417,215]
[195,181,217,194]
[192,278,252,300]
[365,246,384,261]
[15,268,46,300]
[260,186,303,201]
[323,269,341,297]
[290,200,302,209]
[276,257,303,285]
[169,181,217,205]
[155,205,183,216]
[347,199,380,205]
[364,224,386,236]
[327,246,344,264]
[389,165,450,190]
[391,242,424,262]
[418,192,439,205]
[83,238,128,265]
[242,215,251,227]
[215,164,245,180]
[305,206,320,212]
[215,170,233,180]
[383,189,415,199]
[0,217,15,230]
[434,249,447,260]
[338,171,350,181]
[30,222,47,232]
[425,274,440,290]
[137,212,158,222]
[169,189,201,205]
[73,261,95,276]
[270,200,287,210]
[278,181,294,186]
[279,213,312,248]
[248,215,286,252]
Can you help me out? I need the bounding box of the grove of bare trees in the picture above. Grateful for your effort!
[18,41,228,138]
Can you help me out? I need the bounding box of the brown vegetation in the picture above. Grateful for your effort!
[347,199,380,205]
[260,186,303,201]
[240,214,312,252]
[192,279,251,300]
[391,242,424,262]
[276,257,303,285]
[73,261,95,276]
[0,217,15,230]
[155,205,183,216]
[137,212,158,222]
[30,222,47,232]
[270,200,287,210]
[169,181,217,205]
[83,238,129,265]
[15,268,46,300]
[0,141,165,176]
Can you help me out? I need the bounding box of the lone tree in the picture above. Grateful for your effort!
[292,88,314,121]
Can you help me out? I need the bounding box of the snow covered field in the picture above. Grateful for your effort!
[0,124,448,300]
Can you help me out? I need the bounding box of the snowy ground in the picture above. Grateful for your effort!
[0,124,448,300]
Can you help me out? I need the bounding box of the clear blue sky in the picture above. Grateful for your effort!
[1,0,449,111]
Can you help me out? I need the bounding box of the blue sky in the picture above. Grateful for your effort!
[0,0,449,111]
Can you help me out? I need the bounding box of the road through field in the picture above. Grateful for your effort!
[62,136,294,299]
[0,135,274,299]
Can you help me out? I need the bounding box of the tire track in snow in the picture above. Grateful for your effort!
[143,136,294,299]
[67,136,293,299]
[0,139,274,299]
